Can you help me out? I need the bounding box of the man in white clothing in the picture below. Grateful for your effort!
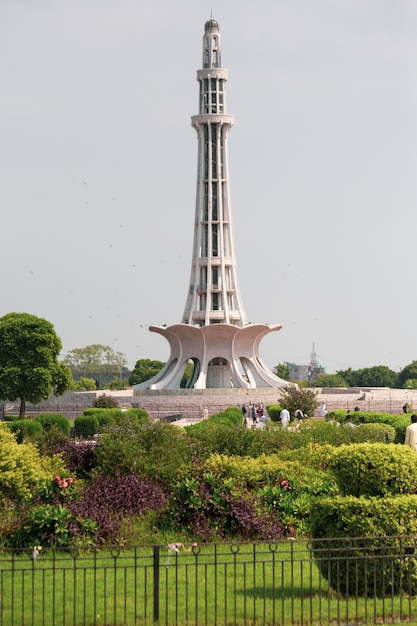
[280,408,290,430]
[405,414,417,451]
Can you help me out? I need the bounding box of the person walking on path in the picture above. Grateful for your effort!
[405,414,417,451]
[280,408,290,430]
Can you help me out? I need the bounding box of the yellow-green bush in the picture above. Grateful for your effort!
[203,453,304,488]
[326,443,417,497]
[0,425,65,501]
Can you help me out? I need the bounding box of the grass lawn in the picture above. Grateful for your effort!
[0,541,415,625]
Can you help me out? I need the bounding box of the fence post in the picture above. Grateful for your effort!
[153,544,160,623]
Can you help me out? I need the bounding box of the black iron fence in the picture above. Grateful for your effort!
[0,537,416,625]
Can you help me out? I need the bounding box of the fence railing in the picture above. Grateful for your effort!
[0,537,416,625]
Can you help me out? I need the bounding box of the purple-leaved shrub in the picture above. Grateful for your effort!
[69,472,167,543]
[51,439,97,478]
[169,472,285,541]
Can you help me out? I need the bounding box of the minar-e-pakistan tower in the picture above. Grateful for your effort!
[134,19,287,391]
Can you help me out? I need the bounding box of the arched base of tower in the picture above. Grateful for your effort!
[132,323,289,392]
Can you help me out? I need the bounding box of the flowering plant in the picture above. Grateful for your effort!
[36,475,78,503]
[53,475,74,489]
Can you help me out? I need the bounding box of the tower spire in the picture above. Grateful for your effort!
[310,342,319,368]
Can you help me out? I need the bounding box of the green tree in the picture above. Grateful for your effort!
[308,373,347,388]
[398,361,417,389]
[278,385,319,418]
[0,313,72,419]
[62,344,127,378]
[128,359,165,386]
[69,377,97,391]
[357,365,398,387]
[275,363,290,380]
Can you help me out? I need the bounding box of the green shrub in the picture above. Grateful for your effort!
[192,453,337,537]
[266,404,283,422]
[349,422,395,444]
[94,415,193,487]
[327,410,409,443]
[310,495,417,597]
[34,413,70,436]
[187,407,242,431]
[168,470,285,541]
[258,467,337,535]
[187,423,259,459]
[327,443,417,497]
[92,394,118,408]
[10,503,97,548]
[7,419,43,443]
[203,453,305,489]
[74,415,99,439]
[278,386,319,418]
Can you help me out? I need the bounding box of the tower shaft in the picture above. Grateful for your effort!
[182,19,247,327]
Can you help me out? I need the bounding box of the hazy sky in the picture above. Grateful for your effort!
[1,0,416,373]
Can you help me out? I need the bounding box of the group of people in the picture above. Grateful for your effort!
[241,403,268,427]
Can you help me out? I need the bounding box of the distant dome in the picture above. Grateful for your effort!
[205,19,219,32]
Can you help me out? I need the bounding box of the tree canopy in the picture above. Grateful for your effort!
[275,363,290,381]
[336,366,398,388]
[0,312,72,418]
[128,359,165,386]
[398,361,417,389]
[63,344,128,377]
[308,373,347,388]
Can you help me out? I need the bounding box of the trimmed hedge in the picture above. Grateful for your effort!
[186,407,243,431]
[74,415,99,439]
[8,419,43,443]
[328,410,410,443]
[83,408,148,423]
[326,443,417,497]
[34,413,70,436]
[310,494,417,597]
[348,422,395,444]
[266,404,283,422]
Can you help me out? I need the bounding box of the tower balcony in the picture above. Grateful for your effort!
[192,114,234,126]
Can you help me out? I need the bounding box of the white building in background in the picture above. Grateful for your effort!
[134,19,288,391]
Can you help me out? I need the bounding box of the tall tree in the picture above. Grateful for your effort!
[0,313,72,418]
[63,344,127,377]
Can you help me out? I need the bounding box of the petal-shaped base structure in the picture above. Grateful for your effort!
[132,323,288,390]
